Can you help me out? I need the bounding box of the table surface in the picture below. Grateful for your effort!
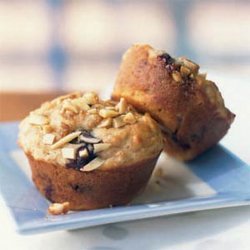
[0,72,249,250]
[0,92,65,121]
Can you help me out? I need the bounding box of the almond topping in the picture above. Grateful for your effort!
[71,98,90,111]
[43,133,56,145]
[61,145,79,159]
[61,100,78,113]
[97,118,112,128]
[29,114,49,125]
[116,98,128,114]
[99,109,119,118]
[172,71,182,82]
[80,157,104,172]
[78,134,101,144]
[48,202,70,215]
[181,58,199,73]
[105,106,116,110]
[94,104,104,109]
[51,131,81,149]
[94,143,111,153]
[123,112,136,124]
[87,108,98,114]
[83,92,99,105]
[113,116,126,128]
[79,148,88,158]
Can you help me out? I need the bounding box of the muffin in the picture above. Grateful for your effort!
[112,44,235,161]
[19,92,163,210]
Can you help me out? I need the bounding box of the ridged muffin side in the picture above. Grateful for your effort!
[27,153,159,210]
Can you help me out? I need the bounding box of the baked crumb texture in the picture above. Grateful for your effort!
[48,202,70,215]
[112,44,235,161]
[19,92,163,210]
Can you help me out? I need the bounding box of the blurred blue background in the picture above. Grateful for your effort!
[0,0,249,94]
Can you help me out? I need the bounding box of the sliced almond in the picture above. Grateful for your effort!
[48,202,70,215]
[61,143,85,158]
[83,92,99,105]
[29,114,49,125]
[80,157,104,172]
[113,116,126,128]
[78,134,101,144]
[105,106,116,110]
[180,58,199,73]
[61,147,77,159]
[94,143,111,153]
[43,133,56,145]
[87,108,97,114]
[71,98,90,111]
[172,71,182,82]
[94,104,104,109]
[51,131,81,149]
[99,109,119,118]
[123,112,136,124]
[97,118,112,128]
[79,148,88,158]
[61,100,78,113]
[116,98,128,114]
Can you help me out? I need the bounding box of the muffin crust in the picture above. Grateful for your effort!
[112,44,235,160]
[19,92,163,210]
[19,92,163,169]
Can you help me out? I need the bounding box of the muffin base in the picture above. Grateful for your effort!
[26,154,160,210]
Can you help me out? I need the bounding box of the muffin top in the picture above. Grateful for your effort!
[19,92,163,171]
[113,44,234,133]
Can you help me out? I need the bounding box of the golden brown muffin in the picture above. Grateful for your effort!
[112,44,235,161]
[19,92,163,210]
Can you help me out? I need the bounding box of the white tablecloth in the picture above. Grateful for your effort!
[1,72,249,250]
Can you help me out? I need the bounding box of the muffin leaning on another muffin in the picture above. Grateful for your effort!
[18,92,163,210]
[112,44,235,161]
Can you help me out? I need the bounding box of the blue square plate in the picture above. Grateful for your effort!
[0,122,249,235]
